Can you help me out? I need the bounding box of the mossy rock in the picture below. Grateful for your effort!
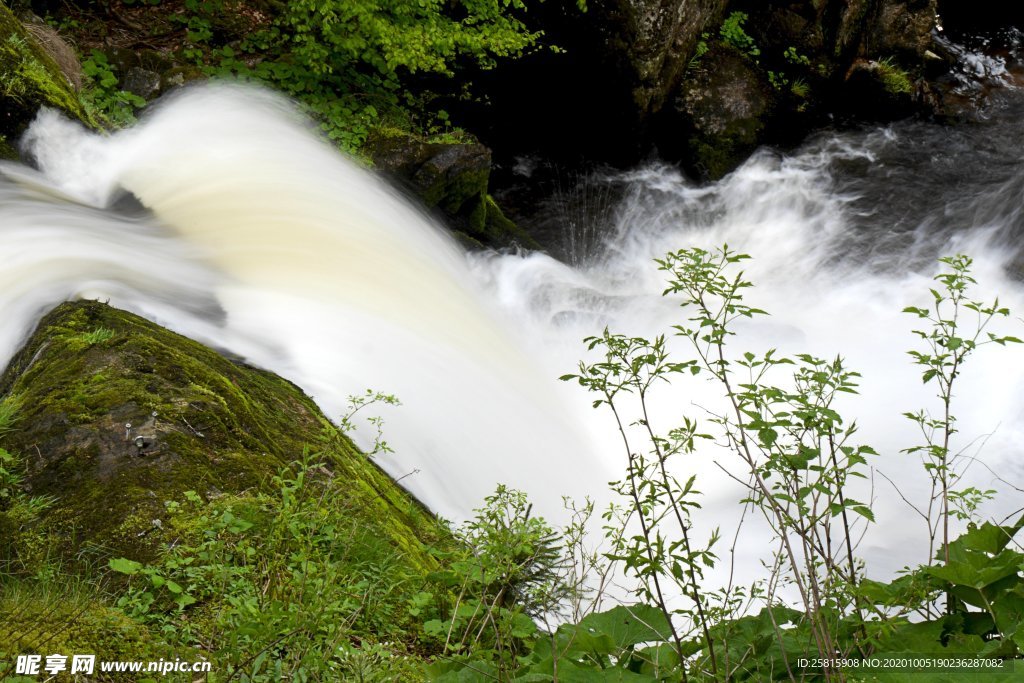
[667,44,776,180]
[364,130,490,212]
[0,580,175,683]
[0,4,94,139]
[840,58,918,120]
[363,130,536,248]
[0,301,443,573]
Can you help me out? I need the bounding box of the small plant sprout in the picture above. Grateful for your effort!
[339,389,401,457]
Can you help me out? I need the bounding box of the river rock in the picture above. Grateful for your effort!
[0,301,442,566]
[663,45,775,180]
[0,4,93,143]
[121,66,162,100]
[364,131,536,247]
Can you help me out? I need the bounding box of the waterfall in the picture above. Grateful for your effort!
[4,81,1023,587]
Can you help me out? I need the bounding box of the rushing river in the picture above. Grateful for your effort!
[2,66,1023,589]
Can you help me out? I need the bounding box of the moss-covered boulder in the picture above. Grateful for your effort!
[0,301,442,570]
[0,3,92,146]
[840,58,918,120]
[364,130,538,249]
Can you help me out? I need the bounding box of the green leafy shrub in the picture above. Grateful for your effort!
[182,0,552,152]
[79,50,145,127]
[719,12,759,59]
[420,485,567,677]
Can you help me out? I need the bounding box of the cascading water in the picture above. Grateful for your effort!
[3,85,610,523]
[3,78,1023,591]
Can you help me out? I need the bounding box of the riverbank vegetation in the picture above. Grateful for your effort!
[22,0,564,155]
[2,251,1022,681]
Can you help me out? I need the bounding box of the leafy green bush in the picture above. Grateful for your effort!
[420,485,565,677]
[719,12,759,59]
[183,0,553,152]
[79,50,145,127]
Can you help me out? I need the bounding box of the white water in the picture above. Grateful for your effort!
[4,83,1023,590]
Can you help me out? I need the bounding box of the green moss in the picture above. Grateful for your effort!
[481,195,539,249]
[0,301,443,571]
[0,578,175,682]
[0,5,95,136]
[0,133,16,159]
[876,59,913,95]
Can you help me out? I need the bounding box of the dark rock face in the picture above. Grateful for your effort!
[593,0,730,116]
[833,0,938,62]
[472,0,945,181]
[663,45,775,179]
[463,0,728,166]
[364,132,537,248]
[938,0,1024,34]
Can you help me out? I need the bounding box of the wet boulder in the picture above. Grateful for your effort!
[121,66,162,100]
[662,45,776,180]
[0,301,443,568]
[364,131,536,248]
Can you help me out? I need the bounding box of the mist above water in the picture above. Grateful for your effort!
[3,81,1023,588]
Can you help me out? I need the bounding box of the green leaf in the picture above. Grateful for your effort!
[109,557,143,575]
[574,605,671,652]
[757,427,778,447]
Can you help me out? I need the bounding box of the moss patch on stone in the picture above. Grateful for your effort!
[481,194,539,249]
[0,301,443,573]
[0,132,16,159]
[0,4,95,137]
[0,579,174,682]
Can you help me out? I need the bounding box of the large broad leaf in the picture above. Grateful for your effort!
[108,557,143,575]
[536,623,615,664]
[871,619,990,656]
[575,605,672,652]
[990,585,1024,640]
[947,514,1024,557]
[634,643,681,678]
[925,548,1022,594]
[873,619,946,654]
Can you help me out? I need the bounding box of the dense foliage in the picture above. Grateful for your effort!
[62,0,555,151]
